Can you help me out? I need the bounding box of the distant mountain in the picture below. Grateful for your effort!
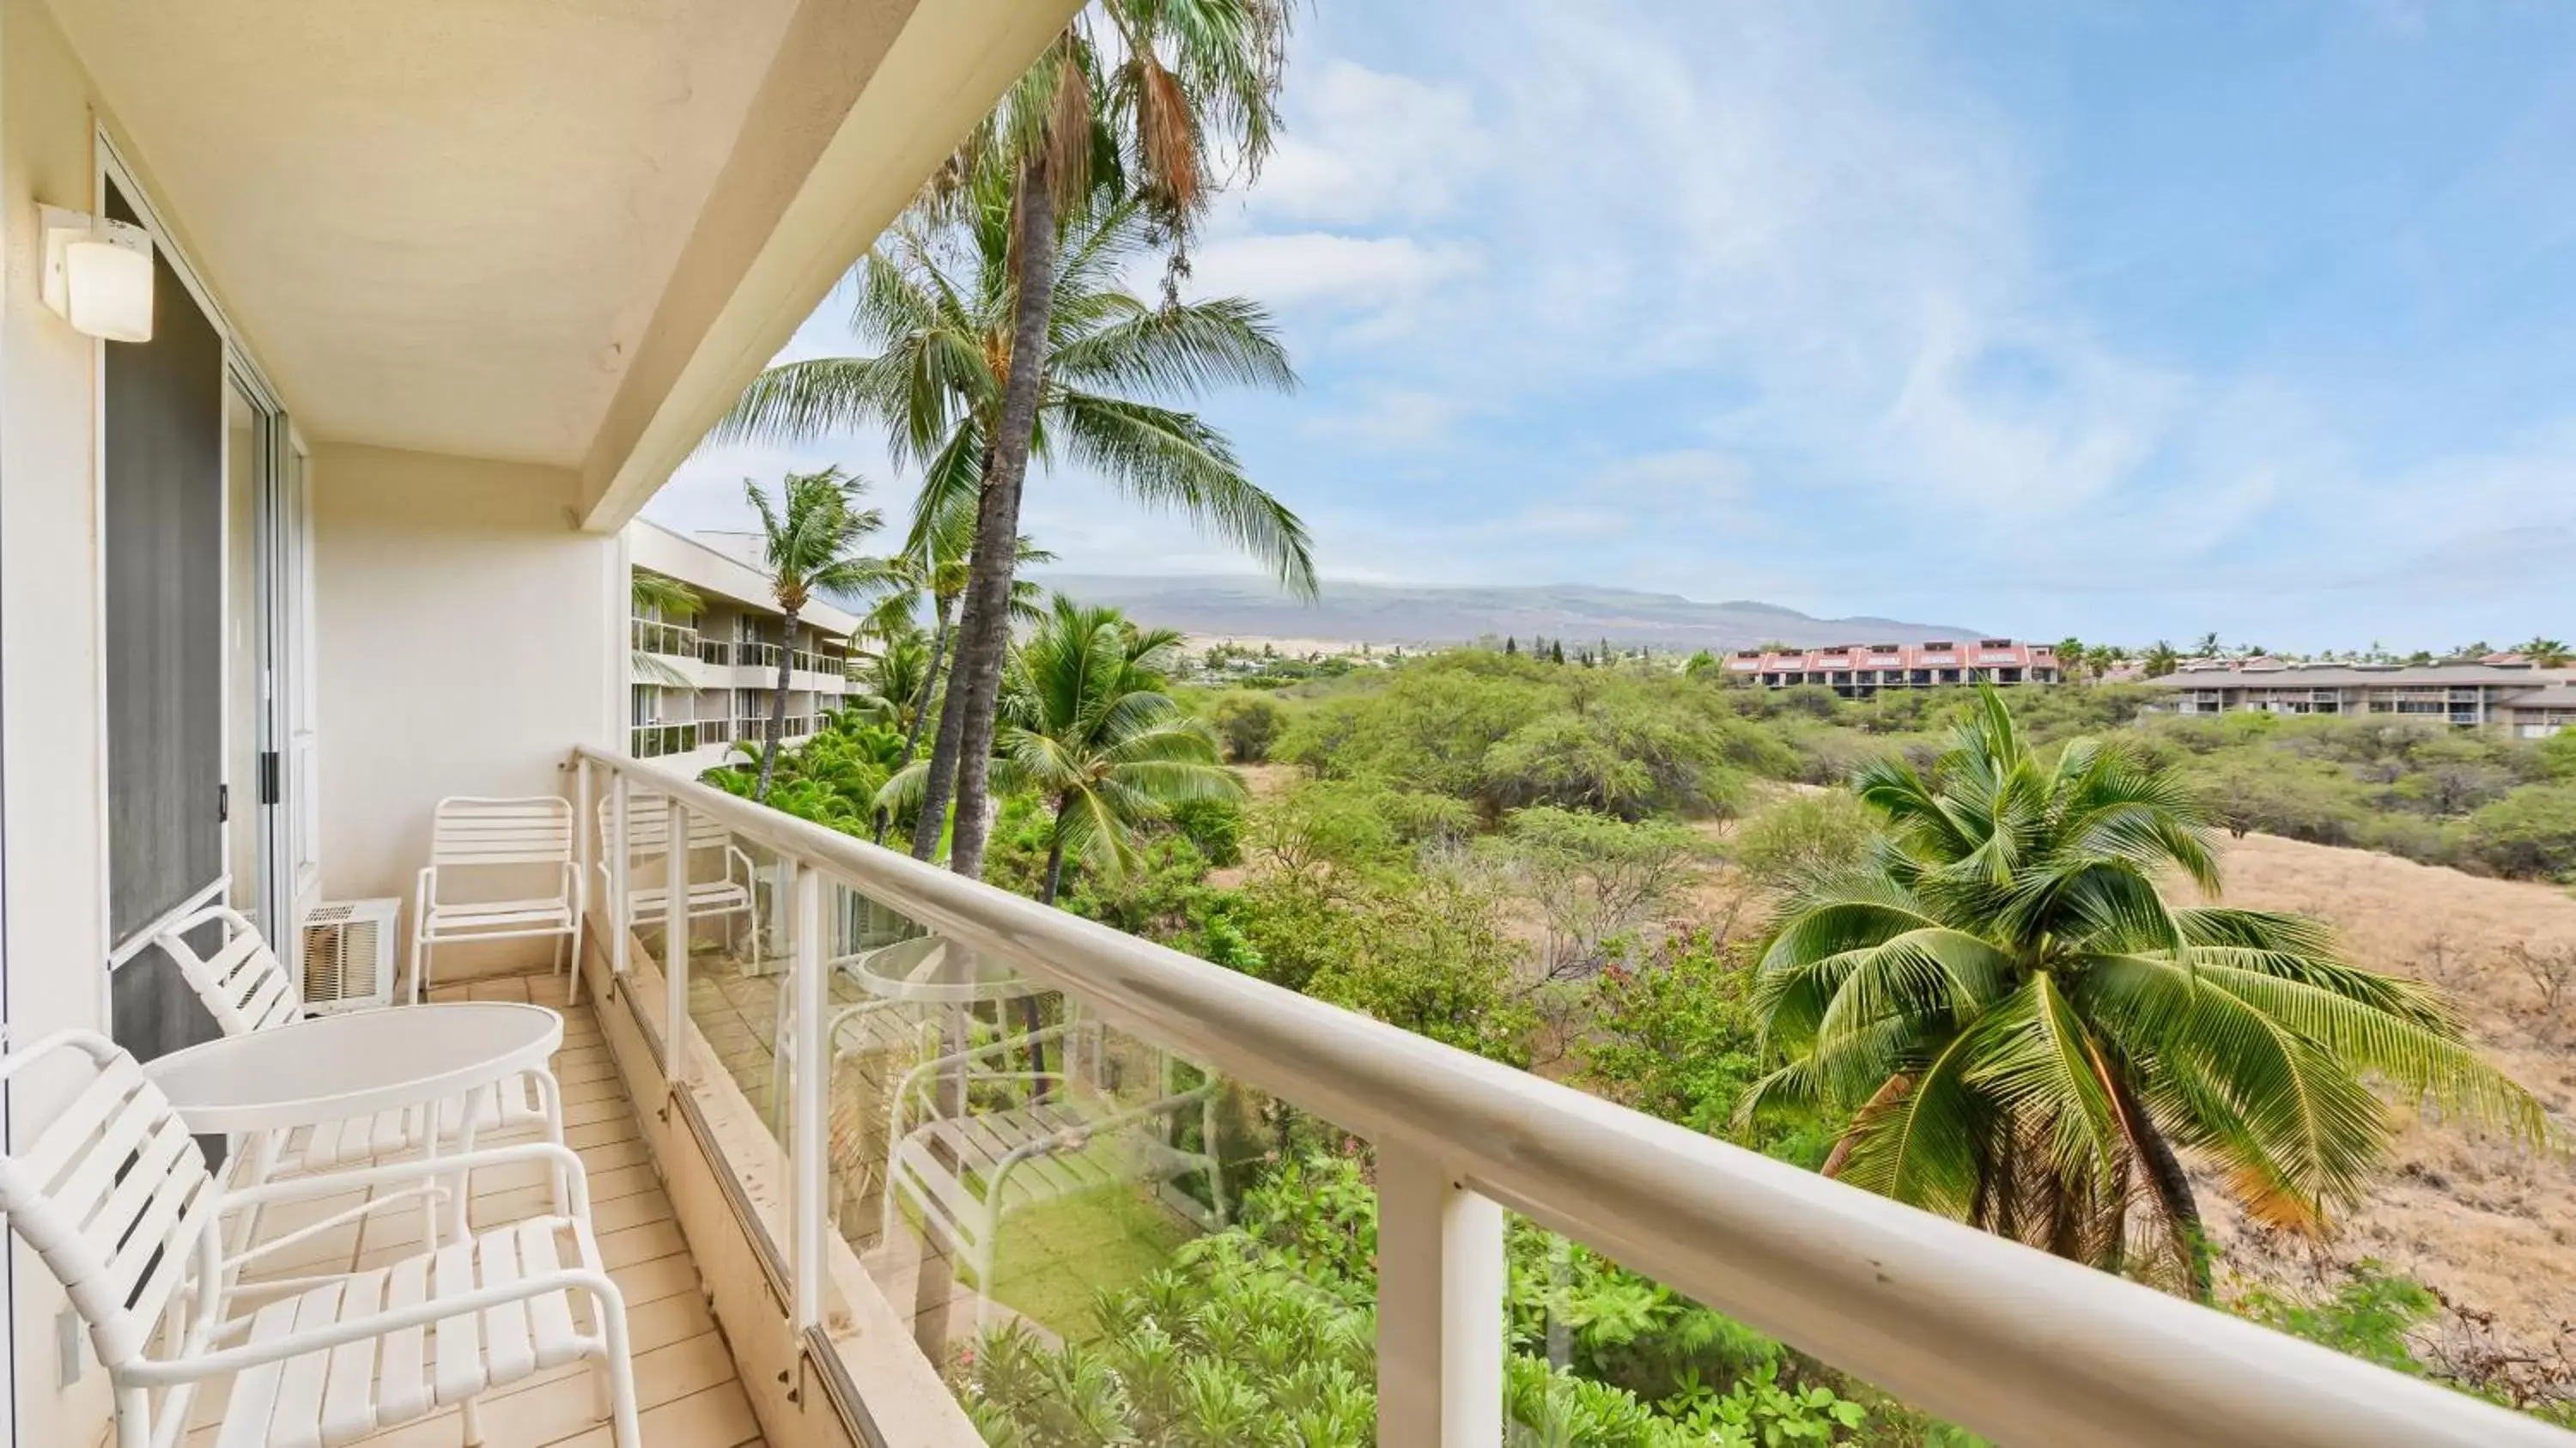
[1030,575,1990,651]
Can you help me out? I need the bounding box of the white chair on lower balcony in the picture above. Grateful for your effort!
[0,1030,640,1448]
[595,792,756,964]
[150,904,563,1180]
[412,795,581,1003]
[882,1010,1228,1320]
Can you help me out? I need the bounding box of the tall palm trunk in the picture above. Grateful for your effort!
[755,611,799,802]
[1020,803,1073,1095]
[945,153,1060,881]
[875,600,951,844]
[2111,1068,2211,1299]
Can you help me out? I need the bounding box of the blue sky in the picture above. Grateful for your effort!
[651,1,2576,653]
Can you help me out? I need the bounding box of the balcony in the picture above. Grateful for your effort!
[564,745,2557,1448]
[629,721,707,759]
[631,618,700,659]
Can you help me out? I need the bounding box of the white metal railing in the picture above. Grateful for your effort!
[697,639,733,667]
[568,743,2571,1448]
[738,642,782,670]
[732,715,811,741]
[629,618,698,658]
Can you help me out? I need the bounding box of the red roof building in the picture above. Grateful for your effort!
[1719,639,2061,693]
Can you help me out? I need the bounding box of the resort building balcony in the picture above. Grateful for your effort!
[0,1,2563,1445]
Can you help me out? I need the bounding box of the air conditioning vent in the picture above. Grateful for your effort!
[299,897,400,1014]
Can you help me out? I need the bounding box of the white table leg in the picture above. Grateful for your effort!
[452,1081,494,1240]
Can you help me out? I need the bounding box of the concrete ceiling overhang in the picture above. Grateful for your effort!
[49,0,1078,529]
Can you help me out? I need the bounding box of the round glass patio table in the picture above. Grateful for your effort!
[840,934,1042,1004]
[143,1002,563,1135]
[144,1002,563,1238]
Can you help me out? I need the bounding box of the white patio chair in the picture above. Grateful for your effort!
[0,1030,639,1448]
[882,1013,1226,1319]
[766,933,946,1137]
[412,795,581,1002]
[594,793,756,963]
[151,904,563,1177]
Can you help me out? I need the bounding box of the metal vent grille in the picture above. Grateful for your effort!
[299,897,399,1013]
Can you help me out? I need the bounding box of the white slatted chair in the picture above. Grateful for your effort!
[766,934,945,1137]
[412,796,581,1003]
[0,1030,639,1448]
[882,1014,1226,1319]
[594,794,756,958]
[150,905,562,1180]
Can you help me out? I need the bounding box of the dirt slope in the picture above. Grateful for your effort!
[2193,835,2576,1352]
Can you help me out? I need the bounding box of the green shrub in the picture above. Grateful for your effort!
[1207,691,1289,763]
[2463,783,2576,879]
[1728,793,1880,893]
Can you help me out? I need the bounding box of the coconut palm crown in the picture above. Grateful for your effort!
[1740,685,2549,1295]
[742,467,896,802]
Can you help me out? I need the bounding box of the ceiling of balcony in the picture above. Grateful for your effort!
[52,0,829,466]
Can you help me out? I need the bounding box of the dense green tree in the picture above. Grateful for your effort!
[1206,691,1287,763]
[1741,686,2546,1297]
[1728,792,1880,894]
[2463,783,2576,879]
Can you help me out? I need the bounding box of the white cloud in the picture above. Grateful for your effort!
[1249,61,1491,227]
[1188,232,1476,313]
[1583,449,1751,512]
[1305,388,1473,450]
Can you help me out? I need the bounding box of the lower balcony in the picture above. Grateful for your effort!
[557,745,2562,1448]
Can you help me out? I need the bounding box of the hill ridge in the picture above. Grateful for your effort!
[1024,573,1990,650]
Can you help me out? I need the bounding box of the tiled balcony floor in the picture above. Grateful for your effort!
[182,970,765,1448]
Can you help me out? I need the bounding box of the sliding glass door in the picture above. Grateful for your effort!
[102,174,228,1061]
[102,169,306,1060]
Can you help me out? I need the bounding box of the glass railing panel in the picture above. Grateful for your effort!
[810,885,1378,1442]
[1502,1206,1985,1445]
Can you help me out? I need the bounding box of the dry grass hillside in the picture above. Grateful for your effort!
[2193,834,2576,1359]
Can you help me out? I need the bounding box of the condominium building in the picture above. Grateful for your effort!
[1720,639,2063,694]
[628,518,860,775]
[2143,661,2576,736]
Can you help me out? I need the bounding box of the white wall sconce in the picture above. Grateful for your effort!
[39,205,155,343]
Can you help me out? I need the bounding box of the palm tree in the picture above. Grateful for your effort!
[877,0,1293,891]
[851,515,1056,845]
[2191,632,2221,659]
[2142,641,2181,679]
[741,467,896,802]
[847,625,931,729]
[2513,636,2571,669]
[995,597,1241,907]
[716,180,1310,866]
[1739,686,2546,1297]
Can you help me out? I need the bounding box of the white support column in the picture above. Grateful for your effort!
[608,774,631,981]
[790,863,826,1331]
[569,759,593,1006]
[664,799,690,1084]
[1376,1143,1505,1447]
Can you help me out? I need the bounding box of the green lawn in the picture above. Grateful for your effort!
[983,1187,1195,1337]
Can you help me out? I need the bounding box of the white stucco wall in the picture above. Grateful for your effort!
[3,0,125,1436]
[311,442,621,980]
